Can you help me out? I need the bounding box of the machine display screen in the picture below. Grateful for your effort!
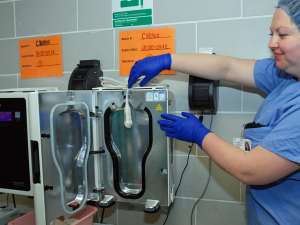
[0,112,12,122]
[0,98,30,191]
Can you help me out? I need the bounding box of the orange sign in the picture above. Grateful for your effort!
[19,35,63,79]
[119,27,175,76]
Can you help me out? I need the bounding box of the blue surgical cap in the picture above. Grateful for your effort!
[278,0,300,30]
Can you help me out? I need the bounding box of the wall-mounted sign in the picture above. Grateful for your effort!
[119,27,175,76]
[113,0,153,28]
[19,35,63,79]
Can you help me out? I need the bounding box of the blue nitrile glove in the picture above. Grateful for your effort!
[128,53,171,88]
[158,112,211,147]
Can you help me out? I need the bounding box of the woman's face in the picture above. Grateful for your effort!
[269,8,300,77]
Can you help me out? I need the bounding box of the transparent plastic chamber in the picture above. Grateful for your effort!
[104,104,152,199]
[50,101,91,214]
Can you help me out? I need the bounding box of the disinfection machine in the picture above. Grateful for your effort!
[0,87,173,225]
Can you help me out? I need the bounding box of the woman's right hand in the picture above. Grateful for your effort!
[128,53,171,88]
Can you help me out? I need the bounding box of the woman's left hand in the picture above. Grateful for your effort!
[158,112,211,147]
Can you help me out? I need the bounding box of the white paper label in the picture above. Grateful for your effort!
[146,91,165,102]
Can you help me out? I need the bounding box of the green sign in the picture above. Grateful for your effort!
[121,0,140,7]
[113,0,153,28]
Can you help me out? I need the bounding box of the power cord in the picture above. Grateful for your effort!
[6,194,9,208]
[12,194,16,208]
[100,207,105,223]
[163,143,194,225]
[190,158,212,225]
[90,197,116,224]
[163,113,207,225]
[190,114,214,225]
[161,113,215,225]
[175,143,194,197]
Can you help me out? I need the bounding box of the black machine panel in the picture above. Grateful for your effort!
[0,98,30,191]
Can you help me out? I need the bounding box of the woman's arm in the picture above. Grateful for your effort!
[171,54,257,88]
[202,133,300,185]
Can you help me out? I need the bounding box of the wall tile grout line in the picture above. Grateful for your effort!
[16,73,19,88]
[13,0,16,37]
[0,73,18,77]
[241,85,244,112]
[241,0,244,17]
[0,0,20,4]
[0,15,272,42]
[113,29,116,70]
[76,0,79,32]
[157,15,272,27]
[175,196,243,204]
[195,23,198,54]
[0,27,113,41]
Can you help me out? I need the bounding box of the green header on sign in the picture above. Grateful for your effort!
[121,0,140,7]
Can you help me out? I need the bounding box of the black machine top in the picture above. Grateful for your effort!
[68,60,103,90]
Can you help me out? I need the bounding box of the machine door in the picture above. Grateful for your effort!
[98,88,171,209]
[50,100,91,214]
[0,98,31,192]
[39,91,95,224]
[104,106,153,199]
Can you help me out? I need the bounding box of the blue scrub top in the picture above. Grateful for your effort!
[244,58,300,225]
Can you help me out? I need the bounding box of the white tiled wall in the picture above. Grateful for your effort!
[0,0,277,224]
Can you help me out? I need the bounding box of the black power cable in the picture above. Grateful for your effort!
[6,194,9,208]
[163,143,194,225]
[190,158,212,225]
[163,113,207,225]
[175,143,194,197]
[100,207,105,223]
[190,114,214,225]
[12,194,16,208]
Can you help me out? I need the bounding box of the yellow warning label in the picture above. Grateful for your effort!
[155,103,163,112]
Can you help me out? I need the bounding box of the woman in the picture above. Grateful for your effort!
[128,0,300,224]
